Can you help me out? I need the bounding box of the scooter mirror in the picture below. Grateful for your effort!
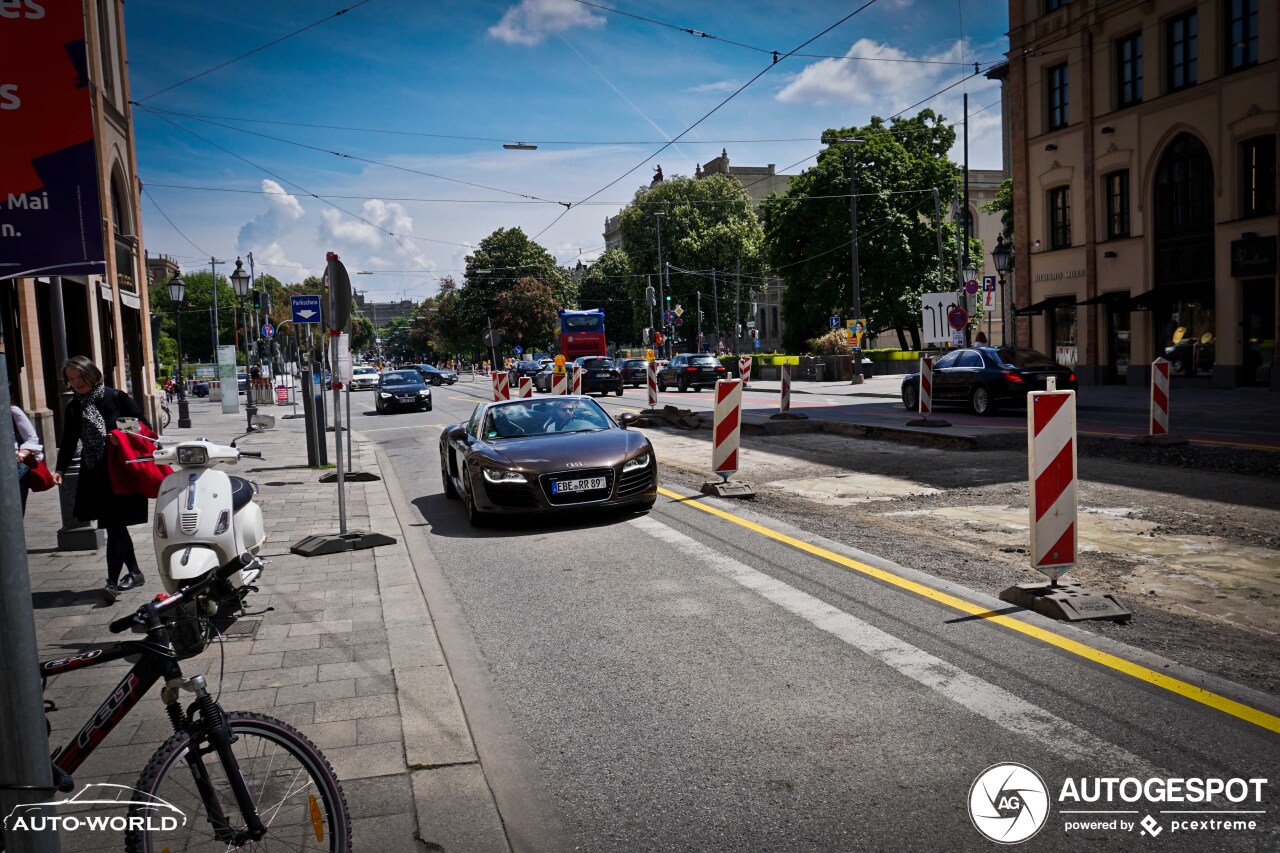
[250,414,276,431]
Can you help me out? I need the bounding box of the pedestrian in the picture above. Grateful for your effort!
[52,356,150,603]
[11,400,42,514]
[974,331,988,344]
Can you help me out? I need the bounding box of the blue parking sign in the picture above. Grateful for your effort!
[291,294,321,324]
[513,345,523,355]
[829,315,840,329]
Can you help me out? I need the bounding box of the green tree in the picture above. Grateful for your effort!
[763,110,971,351]
[617,175,765,349]
[406,301,435,356]
[350,311,374,353]
[428,277,471,358]
[381,315,413,359]
[577,249,638,347]
[492,277,559,355]
[157,270,239,363]
[461,228,568,344]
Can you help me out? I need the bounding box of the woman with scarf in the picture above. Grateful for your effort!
[52,356,149,602]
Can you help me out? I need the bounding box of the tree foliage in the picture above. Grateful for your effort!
[157,270,239,363]
[577,249,637,346]
[763,110,972,351]
[427,277,471,358]
[493,277,559,353]
[381,316,413,359]
[461,228,569,348]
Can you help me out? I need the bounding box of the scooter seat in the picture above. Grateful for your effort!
[228,476,255,513]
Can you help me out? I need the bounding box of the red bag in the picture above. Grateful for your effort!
[24,458,57,492]
[108,425,172,499]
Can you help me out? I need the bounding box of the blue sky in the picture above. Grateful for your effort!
[127,0,1010,302]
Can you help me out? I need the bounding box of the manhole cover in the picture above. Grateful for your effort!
[218,619,261,640]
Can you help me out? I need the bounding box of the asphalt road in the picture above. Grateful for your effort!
[353,380,1280,851]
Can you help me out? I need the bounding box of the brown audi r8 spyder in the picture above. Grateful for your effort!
[439,396,657,526]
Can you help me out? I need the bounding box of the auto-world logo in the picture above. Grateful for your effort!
[4,783,186,834]
[969,763,1051,844]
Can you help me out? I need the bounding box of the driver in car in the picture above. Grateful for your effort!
[541,399,601,433]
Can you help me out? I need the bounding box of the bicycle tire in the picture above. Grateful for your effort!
[126,711,351,852]
[160,406,172,431]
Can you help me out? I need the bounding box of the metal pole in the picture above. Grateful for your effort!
[933,187,946,313]
[175,307,191,428]
[734,259,741,356]
[647,275,654,347]
[654,216,664,355]
[210,257,222,348]
[849,147,861,328]
[963,91,972,347]
[331,332,347,533]
[713,267,721,349]
[0,349,61,853]
[696,290,702,348]
[292,325,301,418]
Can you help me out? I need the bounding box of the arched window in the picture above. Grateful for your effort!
[1154,133,1211,231]
[96,0,114,93]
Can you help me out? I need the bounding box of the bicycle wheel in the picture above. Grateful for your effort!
[127,711,351,852]
[160,405,172,431]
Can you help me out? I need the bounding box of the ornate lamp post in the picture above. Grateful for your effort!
[991,235,1012,347]
[230,257,257,429]
[166,273,192,428]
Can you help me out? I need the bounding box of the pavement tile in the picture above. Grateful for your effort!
[249,633,321,654]
[314,693,399,723]
[350,811,419,853]
[387,625,447,671]
[297,719,360,750]
[287,619,354,636]
[356,715,404,746]
[283,645,356,666]
[412,765,510,853]
[319,658,392,681]
[342,773,415,819]
[395,666,476,767]
[324,740,407,780]
[285,678,357,704]
[356,674,397,697]
[238,664,319,690]
[321,627,387,648]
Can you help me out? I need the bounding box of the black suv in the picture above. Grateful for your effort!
[619,358,648,388]
[656,353,726,392]
[573,356,625,396]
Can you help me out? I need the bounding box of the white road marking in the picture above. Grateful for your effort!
[630,514,1162,774]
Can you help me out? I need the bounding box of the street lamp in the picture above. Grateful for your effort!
[991,235,1012,347]
[833,137,866,382]
[230,257,257,429]
[166,272,192,429]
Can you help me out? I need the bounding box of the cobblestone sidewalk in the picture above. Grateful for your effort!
[22,396,508,852]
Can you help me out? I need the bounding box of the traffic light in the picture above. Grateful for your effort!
[646,286,656,307]
[665,294,671,303]
[250,289,260,310]
[698,310,704,324]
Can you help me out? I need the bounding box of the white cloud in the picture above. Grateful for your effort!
[777,38,969,108]
[689,80,742,95]
[318,198,416,253]
[489,0,605,46]
[236,180,305,252]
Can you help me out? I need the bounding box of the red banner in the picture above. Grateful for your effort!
[0,1,105,278]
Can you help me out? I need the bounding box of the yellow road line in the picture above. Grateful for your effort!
[656,486,1280,734]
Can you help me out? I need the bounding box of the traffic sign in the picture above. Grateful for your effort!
[513,345,523,355]
[674,305,684,317]
[752,338,761,350]
[674,317,683,327]
[261,323,275,338]
[948,306,969,331]
[483,329,502,348]
[983,275,996,310]
[664,310,674,323]
[965,278,980,296]
[290,294,321,324]
[830,315,840,329]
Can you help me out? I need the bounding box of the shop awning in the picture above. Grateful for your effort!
[1126,287,1196,311]
[1014,295,1076,316]
[1075,291,1130,307]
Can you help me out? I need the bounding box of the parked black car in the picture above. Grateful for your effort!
[412,364,459,386]
[900,347,1077,415]
[189,380,210,397]
[376,369,433,413]
[619,358,648,388]
[656,353,726,392]
[573,356,625,396]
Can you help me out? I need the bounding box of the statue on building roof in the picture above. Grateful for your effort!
[652,165,663,185]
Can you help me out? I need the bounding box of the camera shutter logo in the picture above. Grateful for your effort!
[969,763,1050,844]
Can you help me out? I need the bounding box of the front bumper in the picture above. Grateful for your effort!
[472,461,656,514]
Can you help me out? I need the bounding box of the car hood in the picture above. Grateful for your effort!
[476,429,648,469]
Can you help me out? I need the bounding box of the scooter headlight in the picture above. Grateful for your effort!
[213,510,231,535]
[176,445,208,466]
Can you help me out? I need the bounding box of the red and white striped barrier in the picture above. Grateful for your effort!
[779,362,791,414]
[571,364,584,395]
[491,371,510,401]
[518,376,533,398]
[646,361,657,408]
[918,356,933,415]
[551,371,568,395]
[1150,357,1170,436]
[711,378,743,478]
[1028,386,1077,579]
[738,356,752,386]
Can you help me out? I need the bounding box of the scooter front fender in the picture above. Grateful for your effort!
[165,546,221,588]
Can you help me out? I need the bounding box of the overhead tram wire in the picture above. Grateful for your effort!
[135,0,376,103]
[141,187,210,257]
[533,0,885,241]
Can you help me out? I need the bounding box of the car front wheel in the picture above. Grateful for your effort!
[657,378,667,392]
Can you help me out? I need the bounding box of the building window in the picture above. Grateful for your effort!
[1046,0,1069,11]
[1167,11,1197,92]
[1226,0,1259,71]
[1116,32,1142,107]
[1241,136,1277,218]
[1154,134,1212,231]
[1048,186,1071,249]
[1104,171,1130,239]
[1047,64,1069,129]
[96,0,113,92]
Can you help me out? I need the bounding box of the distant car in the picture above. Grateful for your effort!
[439,396,657,526]
[412,364,458,386]
[656,353,726,392]
[533,364,557,393]
[189,380,210,397]
[510,360,542,380]
[237,372,248,394]
[619,358,648,388]
[1164,333,1215,376]
[573,356,624,396]
[376,369,432,413]
[350,365,379,390]
[900,347,1078,415]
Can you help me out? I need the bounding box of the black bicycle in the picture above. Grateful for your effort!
[31,560,351,851]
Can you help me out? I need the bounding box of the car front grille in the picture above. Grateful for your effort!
[539,468,615,505]
[484,482,539,508]
[617,462,654,497]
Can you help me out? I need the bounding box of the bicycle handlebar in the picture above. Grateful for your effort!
[108,560,245,634]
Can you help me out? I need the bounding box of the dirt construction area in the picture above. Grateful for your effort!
[648,428,1280,698]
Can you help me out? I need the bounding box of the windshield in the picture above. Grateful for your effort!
[689,356,719,366]
[380,371,424,387]
[353,367,377,375]
[996,348,1059,369]
[563,314,603,331]
[482,399,613,439]
[623,360,645,368]
[579,358,615,369]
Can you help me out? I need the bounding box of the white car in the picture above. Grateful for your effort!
[350,365,379,390]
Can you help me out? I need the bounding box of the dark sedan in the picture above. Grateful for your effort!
[413,364,459,386]
[656,353,726,392]
[573,356,625,396]
[439,396,657,526]
[901,347,1077,415]
[189,380,210,397]
[619,358,648,388]
[376,369,433,413]
[509,360,542,381]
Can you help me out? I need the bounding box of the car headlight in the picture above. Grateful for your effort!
[482,469,527,484]
[379,392,392,398]
[419,389,430,396]
[623,453,651,473]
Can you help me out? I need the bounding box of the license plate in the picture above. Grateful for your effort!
[552,476,606,494]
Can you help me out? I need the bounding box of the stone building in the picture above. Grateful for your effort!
[1004,0,1277,388]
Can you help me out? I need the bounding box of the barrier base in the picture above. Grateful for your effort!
[701,478,756,498]
[319,468,381,482]
[290,530,397,557]
[905,417,951,428]
[770,411,809,420]
[999,579,1131,623]
[1129,433,1190,447]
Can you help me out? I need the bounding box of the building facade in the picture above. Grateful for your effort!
[1007,0,1277,388]
[3,0,156,452]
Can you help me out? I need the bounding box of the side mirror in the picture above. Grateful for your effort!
[619,412,638,430]
[250,414,275,431]
[448,426,467,442]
